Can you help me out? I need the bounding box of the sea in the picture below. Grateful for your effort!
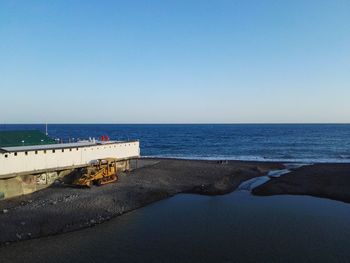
[2,123,350,163]
[2,124,350,263]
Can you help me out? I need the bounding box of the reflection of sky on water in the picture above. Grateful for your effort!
[2,192,350,263]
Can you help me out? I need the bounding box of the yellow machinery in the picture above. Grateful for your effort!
[74,158,118,187]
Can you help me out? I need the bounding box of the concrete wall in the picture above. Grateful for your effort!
[0,141,140,178]
[0,159,132,200]
[0,172,60,200]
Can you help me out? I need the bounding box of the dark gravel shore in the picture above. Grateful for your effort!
[0,158,282,245]
[253,163,350,203]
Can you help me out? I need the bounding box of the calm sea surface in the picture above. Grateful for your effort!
[2,124,350,162]
[2,124,350,262]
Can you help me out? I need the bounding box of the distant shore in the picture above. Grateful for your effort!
[1,158,350,245]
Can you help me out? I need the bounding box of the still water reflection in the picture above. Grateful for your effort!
[2,192,350,263]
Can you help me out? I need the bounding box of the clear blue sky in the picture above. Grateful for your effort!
[1,0,349,123]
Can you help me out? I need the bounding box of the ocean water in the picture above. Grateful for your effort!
[2,124,350,262]
[2,124,350,163]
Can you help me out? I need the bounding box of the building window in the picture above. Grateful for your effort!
[25,152,28,155]
[14,152,17,156]
[62,149,64,153]
[35,151,38,154]
[4,154,8,158]
[44,150,47,154]
[69,148,72,152]
[76,148,79,151]
[52,150,55,153]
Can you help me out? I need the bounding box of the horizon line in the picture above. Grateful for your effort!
[1,122,350,125]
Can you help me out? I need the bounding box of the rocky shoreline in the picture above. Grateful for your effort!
[252,163,350,203]
[0,158,282,245]
[1,159,350,246]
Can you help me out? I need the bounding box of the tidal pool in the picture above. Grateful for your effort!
[2,191,350,263]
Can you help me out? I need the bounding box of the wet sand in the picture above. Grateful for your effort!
[0,158,282,245]
[253,163,350,203]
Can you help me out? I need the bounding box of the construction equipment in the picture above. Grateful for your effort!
[74,158,118,187]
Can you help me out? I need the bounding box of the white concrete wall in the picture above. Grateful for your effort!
[0,141,140,178]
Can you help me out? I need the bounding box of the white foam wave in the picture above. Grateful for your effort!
[143,155,350,164]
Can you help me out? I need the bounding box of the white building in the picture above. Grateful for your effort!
[0,140,140,179]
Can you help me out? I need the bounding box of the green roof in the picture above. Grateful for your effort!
[0,130,55,147]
